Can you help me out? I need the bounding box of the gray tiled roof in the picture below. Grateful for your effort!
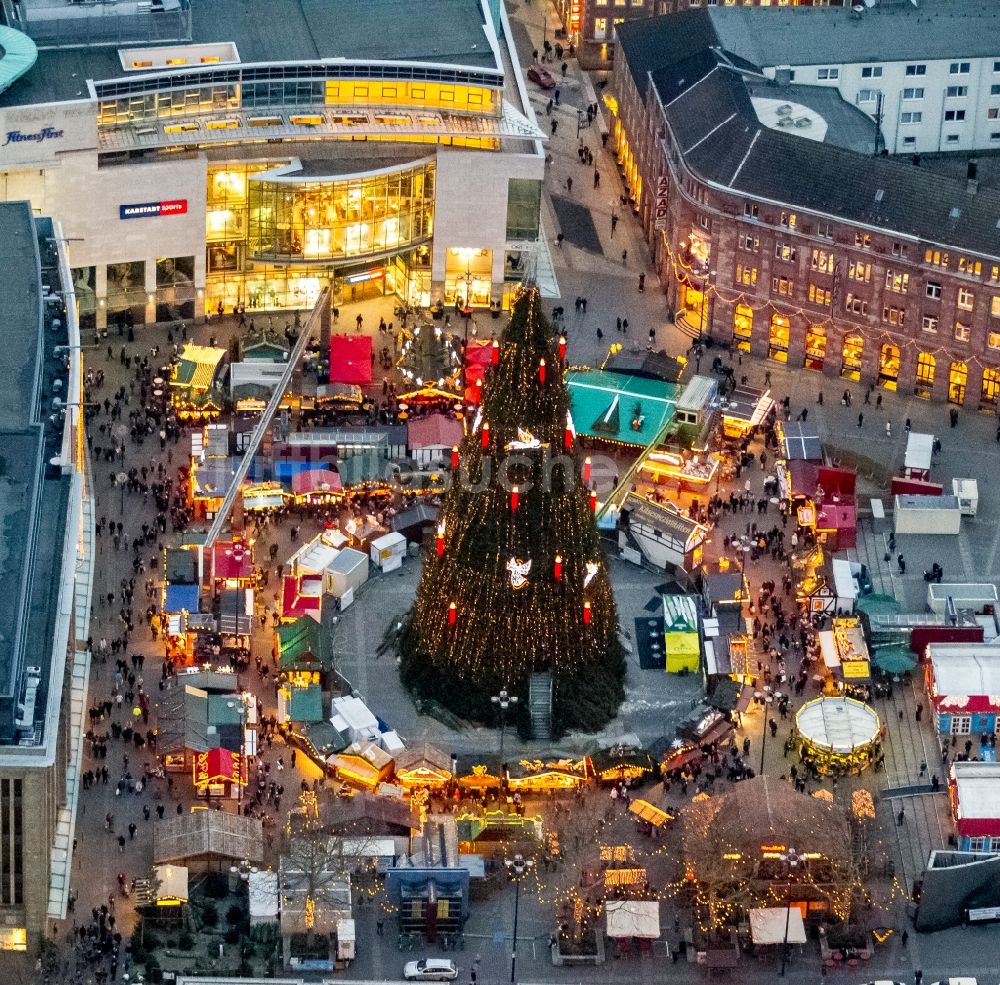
[617,11,1000,259]
[709,0,1000,69]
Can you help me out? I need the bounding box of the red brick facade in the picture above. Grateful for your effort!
[609,48,1000,410]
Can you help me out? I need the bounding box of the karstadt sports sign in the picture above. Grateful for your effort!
[119,199,188,220]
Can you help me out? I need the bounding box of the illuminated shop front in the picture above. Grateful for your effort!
[981,367,1000,410]
[840,333,863,381]
[733,303,753,352]
[804,324,826,371]
[444,246,494,306]
[768,314,790,363]
[949,360,967,406]
[878,343,899,391]
[915,352,936,399]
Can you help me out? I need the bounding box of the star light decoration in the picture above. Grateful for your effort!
[584,561,599,588]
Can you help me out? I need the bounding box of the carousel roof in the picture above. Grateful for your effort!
[683,776,851,861]
[795,697,881,754]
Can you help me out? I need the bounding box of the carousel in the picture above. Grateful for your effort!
[794,697,882,776]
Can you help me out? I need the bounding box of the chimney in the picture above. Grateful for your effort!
[967,159,979,196]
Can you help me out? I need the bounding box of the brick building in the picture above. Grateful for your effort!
[610,4,1000,407]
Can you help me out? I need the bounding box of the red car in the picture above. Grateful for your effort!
[527,63,556,89]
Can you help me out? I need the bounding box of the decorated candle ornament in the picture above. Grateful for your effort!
[491,339,499,366]
[448,602,457,626]
[436,522,446,558]
[583,601,592,625]
[590,488,598,513]
[481,421,490,449]
[538,358,546,385]
[451,446,460,470]
[510,484,520,513]
[554,554,563,582]
[583,456,592,484]
[559,335,567,361]
[564,410,575,450]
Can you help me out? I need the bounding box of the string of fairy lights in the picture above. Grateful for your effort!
[399,287,625,732]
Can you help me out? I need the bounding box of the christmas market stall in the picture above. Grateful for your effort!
[154,809,265,872]
[393,742,453,791]
[794,697,882,776]
[606,900,660,958]
[777,420,823,463]
[210,539,255,591]
[720,383,773,440]
[662,594,701,673]
[291,467,344,506]
[274,614,334,687]
[280,573,323,622]
[169,343,227,421]
[618,494,708,573]
[456,810,543,858]
[217,588,253,665]
[507,757,591,793]
[638,449,720,492]
[592,743,656,786]
[817,617,872,691]
[328,741,394,791]
[241,482,287,512]
[407,413,464,467]
[949,761,1000,853]
[925,642,1000,736]
[455,755,505,792]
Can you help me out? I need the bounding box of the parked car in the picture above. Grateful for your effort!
[404,959,459,981]
[527,63,556,89]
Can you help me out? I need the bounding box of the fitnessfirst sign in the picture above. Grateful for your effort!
[3,126,65,146]
[119,200,188,220]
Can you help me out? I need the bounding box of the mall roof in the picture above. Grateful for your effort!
[0,0,500,108]
[0,204,71,743]
[708,0,1000,68]
[616,9,1000,258]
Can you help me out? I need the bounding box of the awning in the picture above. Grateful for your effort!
[749,907,807,945]
[329,334,372,386]
[873,644,917,675]
[164,583,199,614]
[629,799,673,827]
[292,468,344,496]
[195,748,247,787]
[606,900,660,939]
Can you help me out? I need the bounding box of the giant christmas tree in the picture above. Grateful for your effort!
[399,288,625,735]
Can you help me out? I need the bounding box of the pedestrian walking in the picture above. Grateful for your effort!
[897,553,906,574]
[901,930,908,947]
[915,702,923,721]
[885,421,892,438]
[638,273,645,292]
[593,169,600,188]
[897,807,905,825]
[858,412,864,428]
[610,213,619,236]
[914,971,923,985]
[621,248,628,264]
[566,176,573,194]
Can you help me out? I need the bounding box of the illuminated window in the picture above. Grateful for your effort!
[775,242,797,262]
[958,257,982,276]
[780,212,796,228]
[808,283,831,307]
[166,58,187,66]
[925,248,949,268]
[955,321,971,342]
[988,331,1000,350]
[885,270,909,293]
[739,233,759,253]
[810,248,834,272]
[854,232,872,248]
[958,287,975,310]
[882,305,905,325]
[848,260,871,283]
[735,264,758,286]
[845,293,868,315]
[771,275,794,296]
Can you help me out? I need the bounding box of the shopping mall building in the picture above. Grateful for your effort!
[0,0,548,331]
[611,2,1000,407]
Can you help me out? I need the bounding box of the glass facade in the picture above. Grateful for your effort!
[247,161,435,262]
[506,179,542,241]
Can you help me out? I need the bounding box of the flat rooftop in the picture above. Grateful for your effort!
[0,0,500,108]
[0,203,70,744]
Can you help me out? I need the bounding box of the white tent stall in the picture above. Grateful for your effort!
[748,907,807,946]
[606,900,660,939]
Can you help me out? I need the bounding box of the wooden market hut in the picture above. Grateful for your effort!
[153,810,264,872]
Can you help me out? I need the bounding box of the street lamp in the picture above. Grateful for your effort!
[778,848,806,976]
[491,688,518,760]
[505,853,534,984]
[115,470,128,514]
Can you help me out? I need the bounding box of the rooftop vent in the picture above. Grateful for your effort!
[949,207,961,220]
[875,189,885,203]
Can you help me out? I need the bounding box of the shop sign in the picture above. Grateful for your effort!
[119,199,188,220]
[346,268,384,284]
[842,660,870,679]
[3,126,64,146]
[653,175,669,231]
[570,0,581,32]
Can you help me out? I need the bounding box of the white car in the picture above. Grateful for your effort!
[403,958,459,981]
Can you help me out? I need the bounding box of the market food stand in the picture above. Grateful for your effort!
[794,697,882,775]
[817,617,871,691]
